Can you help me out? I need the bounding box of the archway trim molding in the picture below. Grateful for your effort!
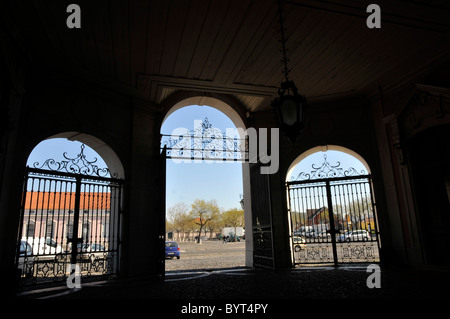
[161,92,248,131]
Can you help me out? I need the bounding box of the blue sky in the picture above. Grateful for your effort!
[26,105,245,212]
[27,138,109,174]
[161,105,244,211]
[288,150,368,182]
[26,104,369,212]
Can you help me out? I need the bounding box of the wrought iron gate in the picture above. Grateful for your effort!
[250,163,275,269]
[16,144,124,287]
[287,155,381,266]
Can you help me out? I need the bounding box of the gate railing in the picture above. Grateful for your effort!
[287,155,381,266]
[160,117,248,162]
[16,145,124,287]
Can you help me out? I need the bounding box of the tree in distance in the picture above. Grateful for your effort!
[166,200,244,242]
[190,199,220,243]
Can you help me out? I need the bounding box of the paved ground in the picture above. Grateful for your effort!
[13,239,450,314]
[14,263,450,317]
[165,240,246,272]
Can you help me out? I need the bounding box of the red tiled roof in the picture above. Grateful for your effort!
[24,192,111,210]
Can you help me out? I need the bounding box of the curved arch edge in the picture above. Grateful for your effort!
[38,132,126,179]
[286,145,372,182]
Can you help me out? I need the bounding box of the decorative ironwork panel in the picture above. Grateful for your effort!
[287,154,380,266]
[290,154,366,181]
[16,144,124,288]
[161,117,248,162]
[32,144,118,178]
[253,227,274,269]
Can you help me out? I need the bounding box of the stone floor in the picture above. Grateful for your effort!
[15,263,450,313]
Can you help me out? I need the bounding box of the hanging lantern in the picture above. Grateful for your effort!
[272,0,307,143]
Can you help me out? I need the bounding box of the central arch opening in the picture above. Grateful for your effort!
[161,100,251,273]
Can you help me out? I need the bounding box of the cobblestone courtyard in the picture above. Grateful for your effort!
[16,239,450,303]
[165,240,246,272]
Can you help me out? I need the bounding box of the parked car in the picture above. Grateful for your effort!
[77,243,107,261]
[308,230,320,238]
[337,230,371,242]
[90,243,106,252]
[19,240,32,257]
[77,243,106,252]
[292,236,306,252]
[22,237,64,256]
[317,230,331,239]
[17,240,33,277]
[165,241,181,259]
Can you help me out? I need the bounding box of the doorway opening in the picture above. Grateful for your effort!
[408,124,450,266]
[161,104,248,273]
[16,135,124,288]
[286,146,381,266]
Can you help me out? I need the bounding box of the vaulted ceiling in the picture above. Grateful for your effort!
[2,0,450,112]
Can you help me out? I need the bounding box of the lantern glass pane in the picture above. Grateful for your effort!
[281,98,297,126]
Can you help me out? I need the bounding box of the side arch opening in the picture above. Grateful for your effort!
[286,146,381,266]
[16,133,125,288]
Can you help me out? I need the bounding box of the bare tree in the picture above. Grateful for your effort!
[167,202,189,225]
[167,202,190,241]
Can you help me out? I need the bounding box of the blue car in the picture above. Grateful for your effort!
[165,241,181,259]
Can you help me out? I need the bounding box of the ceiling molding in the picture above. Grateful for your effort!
[137,74,277,105]
[415,83,450,96]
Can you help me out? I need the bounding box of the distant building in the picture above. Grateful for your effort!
[21,192,112,247]
[306,207,329,226]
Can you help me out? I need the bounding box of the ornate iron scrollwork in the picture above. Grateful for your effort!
[161,117,247,161]
[291,154,366,181]
[32,144,117,178]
